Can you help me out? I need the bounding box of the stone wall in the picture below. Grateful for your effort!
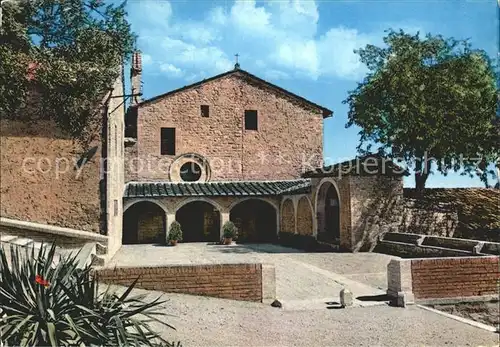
[403,188,500,242]
[0,71,124,253]
[348,176,403,252]
[0,117,103,233]
[104,70,126,257]
[96,263,263,302]
[398,199,458,237]
[127,72,324,182]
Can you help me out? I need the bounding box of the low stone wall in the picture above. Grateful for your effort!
[96,263,266,302]
[375,240,473,258]
[387,256,500,306]
[403,188,500,242]
[375,232,500,258]
[399,198,458,237]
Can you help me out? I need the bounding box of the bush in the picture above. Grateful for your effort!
[222,221,238,239]
[0,243,180,346]
[278,232,318,251]
[168,221,183,242]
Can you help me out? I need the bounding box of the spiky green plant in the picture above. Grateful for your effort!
[0,243,180,346]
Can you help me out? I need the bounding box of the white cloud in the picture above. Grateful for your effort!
[317,27,374,79]
[209,7,228,26]
[127,0,416,82]
[160,63,183,78]
[141,54,153,66]
[230,0,272,33]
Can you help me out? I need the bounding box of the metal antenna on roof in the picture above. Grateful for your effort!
[234,53,240,70]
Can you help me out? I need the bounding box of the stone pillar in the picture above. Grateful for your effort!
[220,212,230,239]
[261,264,276,303]
[166,213,175,243]
[387,259,414,307]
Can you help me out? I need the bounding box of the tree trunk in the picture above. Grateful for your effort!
[415,156,431,196]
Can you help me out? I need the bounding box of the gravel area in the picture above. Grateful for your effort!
[129,288,499,347]
[430,301,500,328]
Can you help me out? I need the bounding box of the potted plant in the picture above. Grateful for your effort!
[168,221,183,246]
[222,221,238,245]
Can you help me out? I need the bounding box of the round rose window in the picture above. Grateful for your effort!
[169,153,210,183]
[179,162,202,182]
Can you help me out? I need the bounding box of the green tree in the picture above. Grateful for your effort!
[0,0,136,142]
[344,30,498,192]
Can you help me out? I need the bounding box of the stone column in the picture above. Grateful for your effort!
[220,212,230,239]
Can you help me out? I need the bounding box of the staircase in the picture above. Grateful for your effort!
[0,232,107,268]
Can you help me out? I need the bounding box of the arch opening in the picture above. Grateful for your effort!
[123,201,166,244]
[175,201,221,242]
[280,199,295,234]
[316,182,340,243]
[297,197,313,236]
[230,199,277,243]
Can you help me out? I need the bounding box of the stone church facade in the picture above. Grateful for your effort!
[121,52,405,254]
[0,51,405,262]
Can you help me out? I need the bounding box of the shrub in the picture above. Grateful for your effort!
[168,221,183,242]
[222,221,238,239]
[0,243,180,346]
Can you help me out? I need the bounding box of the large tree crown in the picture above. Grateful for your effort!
[344,29,498,186]
[0,0,136,141]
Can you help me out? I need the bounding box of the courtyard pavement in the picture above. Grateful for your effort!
[125,288,500,347]
[108,243,396,309]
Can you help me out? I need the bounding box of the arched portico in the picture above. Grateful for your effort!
[122,200,167,244]
[175,198,221,242]
[315,178,341,244]
[280,198,295,234]
[230,198,278,243]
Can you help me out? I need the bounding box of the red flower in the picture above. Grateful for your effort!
[35,275,50,287]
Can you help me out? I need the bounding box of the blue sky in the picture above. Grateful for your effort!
[124,0,498,188]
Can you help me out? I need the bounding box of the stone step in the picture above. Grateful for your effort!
[96,242,107,255]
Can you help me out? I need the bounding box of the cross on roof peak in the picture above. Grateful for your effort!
[234,53,240,70]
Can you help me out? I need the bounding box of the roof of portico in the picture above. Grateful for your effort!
[124,179,311,198]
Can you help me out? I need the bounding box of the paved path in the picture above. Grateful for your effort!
[109,243,395,309]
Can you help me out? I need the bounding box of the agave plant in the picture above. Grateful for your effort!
[0,243,181,346]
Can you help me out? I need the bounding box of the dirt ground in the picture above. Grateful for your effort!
[430,301,500,328]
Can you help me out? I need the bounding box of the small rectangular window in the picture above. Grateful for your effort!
[245,110,258,130]
[201,105,209,117]
[114,199,118,216]
[160,128,175,155]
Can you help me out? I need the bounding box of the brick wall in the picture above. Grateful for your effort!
[411,257,500,299]
[96,263,263,302]
[128,72,324,182]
